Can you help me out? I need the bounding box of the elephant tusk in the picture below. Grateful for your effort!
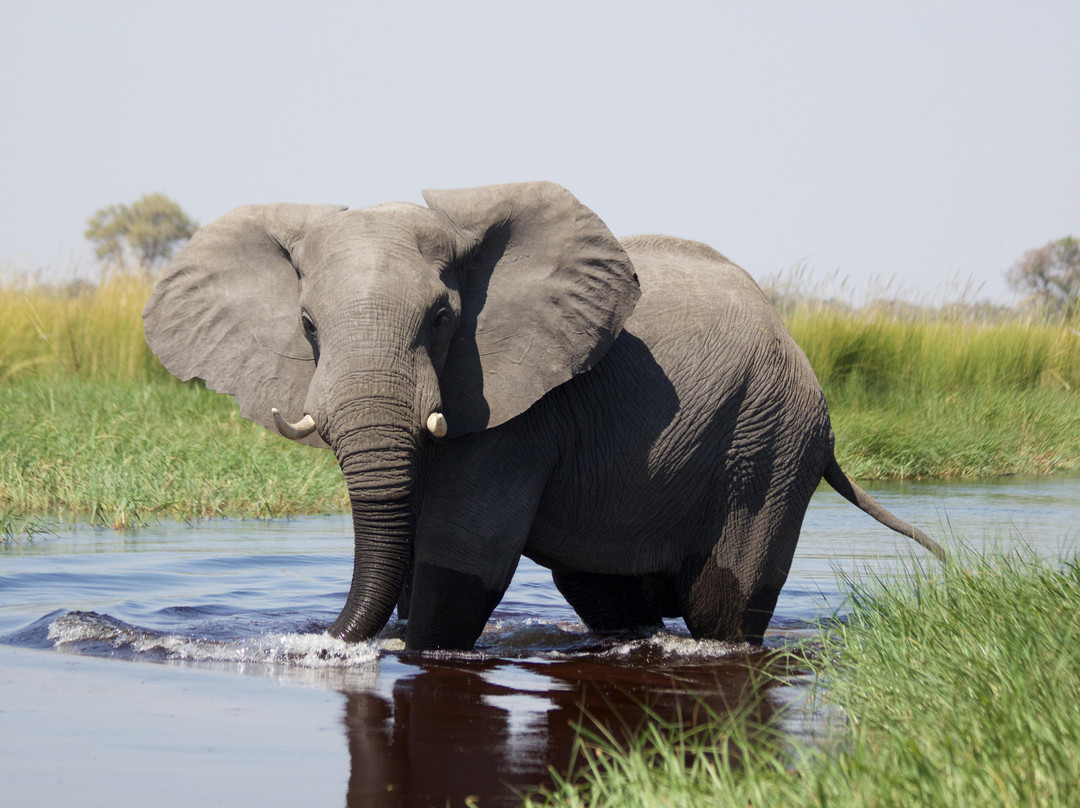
[426,412,448,438]
[272,408,317,440]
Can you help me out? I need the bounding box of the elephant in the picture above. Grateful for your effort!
[143,181,944,651]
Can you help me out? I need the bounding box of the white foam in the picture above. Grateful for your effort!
[600,632,753,660]
[478,618,754,661]
[45,611,754,667]
[47,612,379,668]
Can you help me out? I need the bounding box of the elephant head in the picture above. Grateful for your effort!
[142,182,640,642]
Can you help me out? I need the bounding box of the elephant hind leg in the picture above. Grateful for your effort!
[738,581,785,644]
[678,503,806,645]
[552,570,671,633]
[676,555,747,642]
[678,555,785,644]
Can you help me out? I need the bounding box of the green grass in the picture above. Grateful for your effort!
[0,273,347,525]
[0,379,347,527]
[830,387,1080,478]
[786,304,1080,397]
[527,548,1080,807]
[1,269,1078,522]
[786,299,1080,478]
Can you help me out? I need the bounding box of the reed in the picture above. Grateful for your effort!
[784,300,1080,403]
[0,270,166,384]
[783,299,1080,477]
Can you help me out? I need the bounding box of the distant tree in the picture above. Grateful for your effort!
[1007,236,1080,320]
[85,193,197,275]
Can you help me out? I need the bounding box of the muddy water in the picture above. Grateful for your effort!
[2,476,1078,807]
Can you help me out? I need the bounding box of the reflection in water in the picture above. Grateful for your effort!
[342,651,785,807]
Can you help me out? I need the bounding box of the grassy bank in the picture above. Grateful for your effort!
[1,271,1078,521]
[528,548,1080,807]
[0,380,346,527]
[785,300,1080,478]
[0,273,347,525]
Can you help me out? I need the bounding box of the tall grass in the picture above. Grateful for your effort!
[785,302,1080,404]
[0,271,166,384]
[775,296,1080,477]
[528,548,1080,807]
[1,272,347,524]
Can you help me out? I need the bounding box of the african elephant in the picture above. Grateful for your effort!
[143,182,943,651]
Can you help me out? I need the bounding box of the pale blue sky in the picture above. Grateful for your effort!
[3,1,1077,303]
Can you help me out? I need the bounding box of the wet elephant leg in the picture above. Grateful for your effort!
[678,488,811,644]
[738,578,787,643]
[677,547,798,645]
[677,553,748,642]
[736,511,806,643]
[406,424,557,651]
[404,563,511,649]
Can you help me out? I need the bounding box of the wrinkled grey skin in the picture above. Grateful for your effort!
[143,182,943,650]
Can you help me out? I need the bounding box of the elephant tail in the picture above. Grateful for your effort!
[823,457,947,563]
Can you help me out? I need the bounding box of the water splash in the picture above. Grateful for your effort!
[596,631,755,662]
[471,617,757,662]
[47,611,379,668]
[41,609,762,673]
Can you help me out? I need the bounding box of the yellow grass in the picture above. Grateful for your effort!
[0,271,164,384]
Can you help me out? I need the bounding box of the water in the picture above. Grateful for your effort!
[2,476,1078,807]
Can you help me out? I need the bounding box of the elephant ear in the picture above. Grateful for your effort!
[423,181,640,436]
[142,203,346,449]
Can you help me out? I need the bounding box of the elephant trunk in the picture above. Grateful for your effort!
[325,373,420,642]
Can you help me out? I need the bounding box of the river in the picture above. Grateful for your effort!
[1,475,1078,807]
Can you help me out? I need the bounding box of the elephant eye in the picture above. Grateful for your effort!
[431,309,451,331]
[301,313,320,364]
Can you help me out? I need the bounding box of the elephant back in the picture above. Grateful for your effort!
[618,234,790,351]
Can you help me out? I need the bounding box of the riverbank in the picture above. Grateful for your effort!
[2,374,1076,525]
[785,297,1080,478]
[527,547,1080,807]
[2,273,1078,523]
[0,380,347,528]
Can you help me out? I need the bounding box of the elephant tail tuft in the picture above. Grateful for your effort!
[823,457,947,563]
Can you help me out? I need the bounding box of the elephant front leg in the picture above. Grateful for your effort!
[403,512,529,650]
[404,420,557,650]
[404,562,514,650]
[405,460,550,650]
